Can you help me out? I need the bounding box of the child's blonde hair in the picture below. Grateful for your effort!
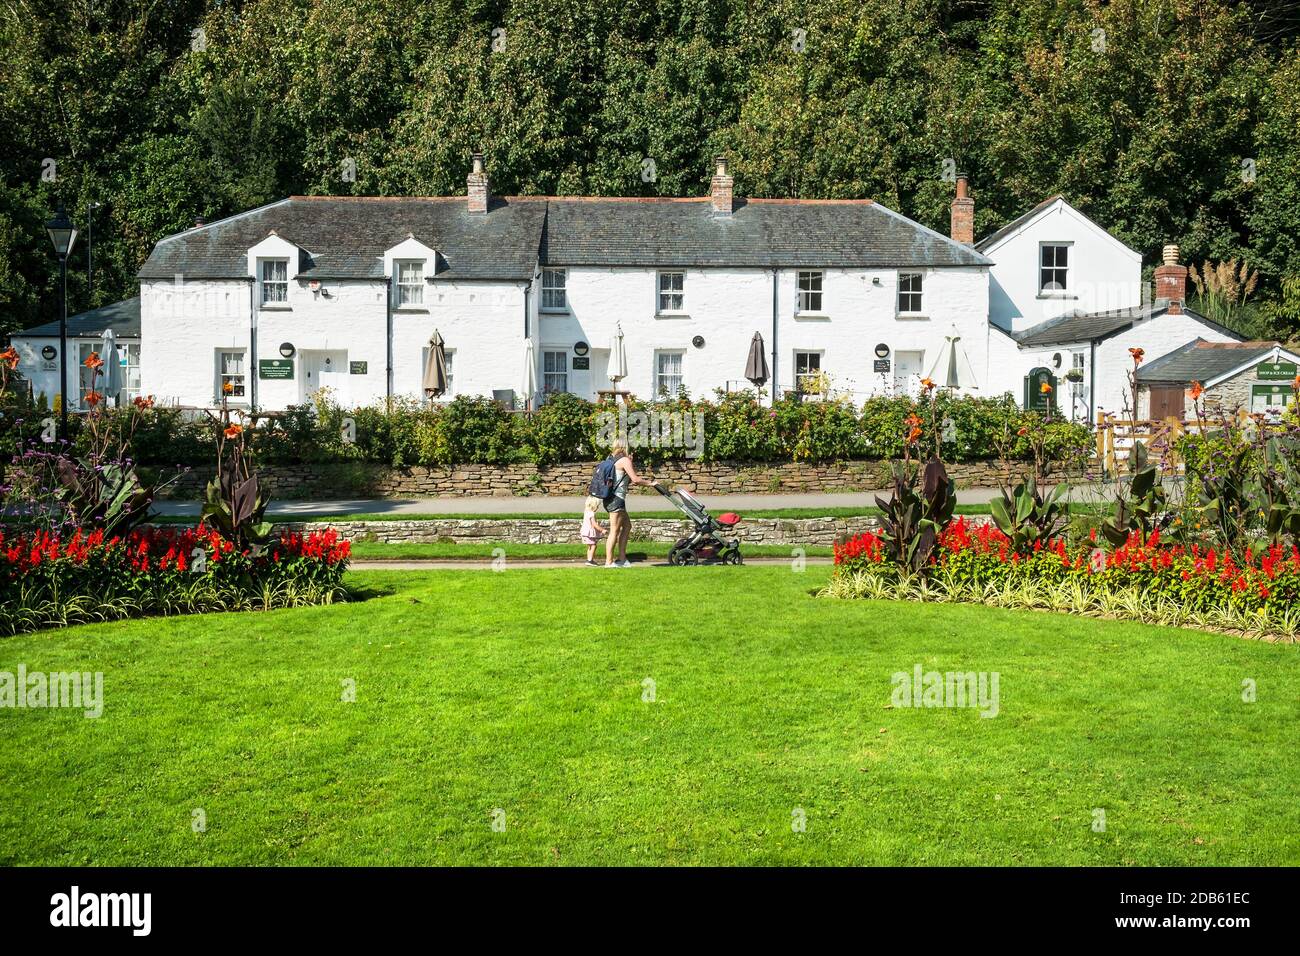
[584,495,603,514]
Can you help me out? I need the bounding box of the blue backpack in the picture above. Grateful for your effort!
[588,454,622,498]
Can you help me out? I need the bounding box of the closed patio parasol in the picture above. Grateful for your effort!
[99,327,124,404]
[926,329,979,390]
[424,330,448,398]
[744,331,769,387]
[608,322,628,389]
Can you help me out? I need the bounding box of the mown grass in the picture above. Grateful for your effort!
[1,566,1295,866]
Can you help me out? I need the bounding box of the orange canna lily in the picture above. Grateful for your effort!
[920,377,936,391]
[0,347,18,370]
[223,424,243,439]
[222,381,234,394]
[1129,347,1145,364]
[1040,381,1053,394]
[83,352,104,370]
[84,391,102,407]
[1189,380,1204,400]
[133,395,156,409]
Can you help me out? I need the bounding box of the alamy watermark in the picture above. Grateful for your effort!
[890,664,999,718]
[1,666,103,718]
[596,406,704,458]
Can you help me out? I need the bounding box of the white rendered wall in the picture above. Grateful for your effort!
[985,201,1142,335]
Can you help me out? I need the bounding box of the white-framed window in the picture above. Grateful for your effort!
[897,273,924,314]
[657,271,685,313]
[1039,244,1070,293]
[420,347,454,399]
[1072,352,1085,373]
[395,260,424,307]
[77,342,97,408]
[259,258,288,306]
[543,350,568,394]
[216,349,247,402]
[797,271,824,313]
[541,268,567,311]
[794,350,822,391]
[118,343,141,402]
[654,350,684,397]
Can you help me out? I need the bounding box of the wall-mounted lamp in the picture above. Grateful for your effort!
[279,342,296,359]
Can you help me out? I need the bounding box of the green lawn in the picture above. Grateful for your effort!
[348,540,833,560]
[1,566,1295,866]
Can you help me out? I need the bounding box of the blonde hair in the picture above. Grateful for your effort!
[584,495,603,514]
[610,439,628,456]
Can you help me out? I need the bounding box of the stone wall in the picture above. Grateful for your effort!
[277,514,902,547]
[158,458,1069,500]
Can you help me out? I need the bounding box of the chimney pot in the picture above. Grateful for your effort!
[710,154,734,216]
[194,215,207,228]
[1154,242,1188,315]
[467,152,490,214]
[950,173,975,245]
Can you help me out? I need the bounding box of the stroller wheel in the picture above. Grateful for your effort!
[676,550,698,566]
[724,549,744,565]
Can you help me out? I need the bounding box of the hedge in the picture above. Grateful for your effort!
[8,391,1091,471]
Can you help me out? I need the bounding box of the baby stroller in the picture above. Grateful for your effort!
[654,485,744,566]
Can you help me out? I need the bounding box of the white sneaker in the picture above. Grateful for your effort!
[616,560,633,568]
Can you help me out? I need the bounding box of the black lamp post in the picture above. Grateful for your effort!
[46,205,79,440]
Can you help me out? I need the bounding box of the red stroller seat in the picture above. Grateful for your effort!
[717,512,741,527]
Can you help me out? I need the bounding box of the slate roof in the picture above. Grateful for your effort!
[542,198,991,268]
[1135,339,1292,385]
[16,296,141,338]
[1012,304,1244,348]
[138,195,990,281]
[139,197,548,281]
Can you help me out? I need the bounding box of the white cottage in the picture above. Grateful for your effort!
[9,159,1247,425]
[977,196,1242,421]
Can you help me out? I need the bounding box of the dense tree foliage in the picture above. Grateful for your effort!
[3,0,1300,341]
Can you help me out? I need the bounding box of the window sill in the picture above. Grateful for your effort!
[655,312,691,320]
[259,305,292,312]
[795,312,830,320]
[1036,293,1077,300]
[540,309,570,316]
[896,314,929,321]
[393,307,429,314]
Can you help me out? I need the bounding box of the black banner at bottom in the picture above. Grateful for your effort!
[0,866,1288,942]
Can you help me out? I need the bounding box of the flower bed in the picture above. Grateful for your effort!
[1,525,351,635]
[825,518,1300,640]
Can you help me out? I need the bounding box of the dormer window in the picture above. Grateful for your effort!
[1040,244,1070,293]
[395,260,424,307]
[260,259,288,305]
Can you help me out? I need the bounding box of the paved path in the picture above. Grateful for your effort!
[350,556,834,570]
[153,488,1005,518]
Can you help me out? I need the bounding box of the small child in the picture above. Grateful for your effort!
[580,495,608,566]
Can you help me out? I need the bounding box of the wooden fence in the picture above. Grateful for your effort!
[1093,412,1226,476]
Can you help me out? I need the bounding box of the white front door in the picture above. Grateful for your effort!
[894,349,925,396]
[300,350,349,405]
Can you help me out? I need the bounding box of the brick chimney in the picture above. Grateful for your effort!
[950,174,974,245]
[1154,244,1187,315]
[710,155,734,216]
[467,152,490,214]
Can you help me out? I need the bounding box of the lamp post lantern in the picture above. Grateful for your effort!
[46,205,79,440]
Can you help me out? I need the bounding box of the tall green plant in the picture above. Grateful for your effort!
[989,477,1069,554]
[1098,442,1170,546]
